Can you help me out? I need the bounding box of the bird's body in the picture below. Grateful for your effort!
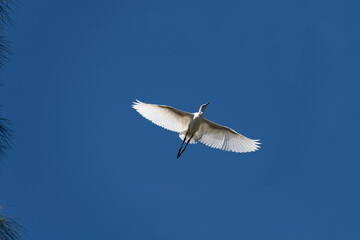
[187,113,203,138]
[132,100,260,158]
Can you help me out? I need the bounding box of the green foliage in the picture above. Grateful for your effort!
[0,0,14,28]
[0,2,26,240]
[0,0,14,69]
[0,117,12,158]
[0,215,26,240]
[0,0,14,162]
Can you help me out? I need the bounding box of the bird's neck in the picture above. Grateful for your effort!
[195,112,204,117]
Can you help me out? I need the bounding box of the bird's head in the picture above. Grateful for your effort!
[199,102,210,113]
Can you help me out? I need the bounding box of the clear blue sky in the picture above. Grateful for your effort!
[1,0,359,239]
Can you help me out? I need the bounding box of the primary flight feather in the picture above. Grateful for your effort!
[132,100,260,158]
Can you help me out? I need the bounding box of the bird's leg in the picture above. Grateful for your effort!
[177,133,187,159]
[182,136,193,152]
[178,135,193,158]
[179,135,186,151]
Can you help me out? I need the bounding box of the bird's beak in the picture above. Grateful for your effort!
[205,102,210,107]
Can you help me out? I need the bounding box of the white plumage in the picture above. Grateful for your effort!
[132,100,260,157]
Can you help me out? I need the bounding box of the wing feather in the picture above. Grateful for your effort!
[199,119,260,153]
[132,100,193,133]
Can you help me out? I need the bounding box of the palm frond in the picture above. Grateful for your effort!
[0,115,13,172]
[0,0,15,69]
[0,116,12,156]
[0,215,26,240]
[0,35,10,69]
[0,0,14,29]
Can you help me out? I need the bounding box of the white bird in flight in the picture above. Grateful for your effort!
[132,100,260,158]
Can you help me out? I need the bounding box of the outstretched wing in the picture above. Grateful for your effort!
[132,100,193,133]
[199,119,260,153]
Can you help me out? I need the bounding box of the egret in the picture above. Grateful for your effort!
[132,100,260,158]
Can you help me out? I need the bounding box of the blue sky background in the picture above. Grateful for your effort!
[1,0,360,239]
